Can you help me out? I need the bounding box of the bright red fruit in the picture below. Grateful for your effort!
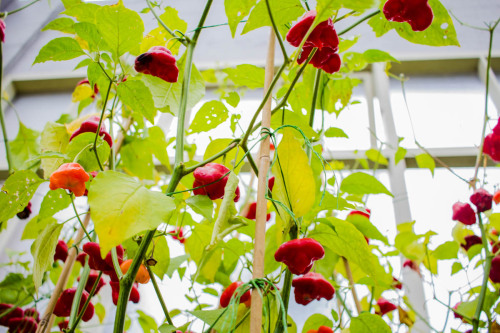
[135,46,179,83]
[286,11,341,74]
[49,163,90,197]
[220,281,251,308]
[53,288,94,322]
[58,320,69,331]
[470,188,493,213]
[0,304,24,326]
[0,20,5,43]
[347,208,371,219]
[376,297,397,316]
[268,177,275,192]
[489,256,500,283]
[274,238,325,275]
[168,227,186,244]
[483,119,500,162]
[403,259,420,273]
[392,277,403,290]
[244,202,271,221]
[494,191,500,204]
[383,0,433,31]
[54,240,68,262]
[110,282,140,305]
[292,272,334,306]
[23,309,39,322]
[77,270,106,295]
[452,202,476,225]
[306,326,334,333]
[461,235,482,251]
[70,115,112,148]
[193,163,240,202]
[7,317,37,333]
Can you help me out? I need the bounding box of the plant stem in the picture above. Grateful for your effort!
[309,69,322,128]
[472,213,493,333]
[273,225,298,333]
[0,42,12,174]
[93,79,113,172]
[145,265,174,325]
[113,2,213,331]
[111,247,123,279]
[70,195,91,241]
[264,0,288,63]
[338,10,380,36]
[68,257,90,328]
[67,271,102,333]
[1,0,40,16]
[183,139,240,175]
[145,0,189,46]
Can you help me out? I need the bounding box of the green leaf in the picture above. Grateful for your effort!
[74,22,108,53]
[456,298,478,320]
[264,224,283,274]
[312,218,392,286]
[188,100,229,134]
[451,261,463,275]
[10,122,40,171]
[363,49,399,63]
[489,213,500,231]
[166,255,189,278]
[65,132,110,172]
[188,308,228,332]
[225,0,256,37]
[317,0,376,17]
[158,324,177,333]
[88,171,176,255]
[350,313,391,333]
[415,153,435,176]
[340,172,393,196]
[272,128,316,225]
[94,303,106,323]
[270,109,318,140]
[0,171,44,226]
[40,122,69,179]
[322,77,362,115]
[186,195,214,221]
[117,79,157,123]
[31,222,63,292]
[243,0,304,35]
[185,223,212,264]
[324,127,348,138]
[347,213,388,244]
[150,236,170,280]
[302,313,333,333]
[120,139,155,180]
[96,2,144,57]
[365,149,388,165]
[203,138,244,173]
[157,6,187,55]
[22,216,56,240]
[137,310,158,333]
[395,146,407,165]
[63,2,100,22]
[42,17,75,33]
[223,64,265,89]
[33,37,84,64]
[39,188,71,219]
[147,126,170,170]
[432,241,458,260]
[0,273,35,305]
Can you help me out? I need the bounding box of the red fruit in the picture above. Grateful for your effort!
[392,277,402,290]
[244,202,271,221]
[76,252,88,266]
[268,177,275,192]
[53,288,94,322]
[0,304,24,326]
[376,297,397,316]
[69,115,112,148]
[461,235,482,251]
[453,302,463,320]
[104,244,124,269]
[452,202,476,225]
[489,256,500,283]
[347,209,371,219]
[0,20,5,43]
[470,188,493,213]
[292,272,335,306]
[135,46,179,83]
[16,202,32,219]
[494,191,500,204]
[54,240,68,262]
[58,320,69,331]
[286,11,341,74]
[77,79,99,96]
[306,326,334,333]
[403,259,419,273]
[193,163,240,202]
[168,227,186,244]
[23,308,39,322]
[82,242,109,271]
[78,270,106,295]
[219,281,251,308]
[7,317,38,333]
[49,163,90,197]
[383,0,433,31]
[274,238,325,275]
[483,131,500,162]
[110,282,140,305]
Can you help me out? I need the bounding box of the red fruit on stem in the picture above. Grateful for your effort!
[483,120,500,162]
[53,288,94,322]
[219,281,251,308]
[78,270,106,295]
[274,238,325,275]
[7,317,38,333]
[268,177,275,192]
[0,304,24,326]
[110,282,140,305]
[193,163,240,202]
[168,227,186,244]
[470,188,493,213]
[392,277,403,290]
[49,163,90,197]
[244,202,271,221]
[306,326,334,333]
[82,242,109,271]
[292,272,335,306]
[347,208,371,219]
[383,0,433,31]
[23,308,39,322]
[0,20,5,43]
[135,46,179,83]
[494,191,500,204]
[376,297,397,316]
[76,252,88,266]
[58,320,69,331]
[453,302,463,320]
[452,202,476,225]
[461,235,482,251]
[489,256,500,283]
[54,240,68,262]
[402,259,419,273]
[69,115,112,148]
[104,244,124,269]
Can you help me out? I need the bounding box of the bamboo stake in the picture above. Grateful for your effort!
[37,117,132,333]
[250,28,275,333]
[342,257,362,315]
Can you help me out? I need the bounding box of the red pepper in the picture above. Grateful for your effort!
[23,309,39,322]
[286,11,341,74]
[77,270,106,295]
[383,0,433,32]
[470,188,493,213]
[53,288,94,322]
[461,235,482,251]
[347,208,371,219]
[58,320,69,332]
[274,238,325,275]
[110,282,140,305]
[0,20,5,43]
[16,202,32,220]
[135,46,179,83]
[244,202,271,221]
[402,259,420,274]
[168,227,186,244]
[7,317,38,333]
[82,242,124,282]
[70,115,112,148]
[219,281,251,308]
[392,277,402,290]
[451,202,476,225]
[292,272,335,306]
[306,326,334,333]
[193,163,240,202]
[49,163,90,197]
[489,256,500,283]
[375,297,397,316]
[54,240,68,263]
[0,304,24,326]
[268,177,275,192]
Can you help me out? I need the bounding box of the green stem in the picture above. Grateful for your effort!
[68,257,90,328]
[93,79,113,172]
[309,69,322,128]
[1,0,40,17]
[145,0,189,46]
[183,139,240,175]
[338,10,380,36]
[113,2,213,332]
[264,0,288,63]
[70,195,91,241]
[67,271,103,333]
[145,265,174,325]
[111,247,124,280]
[472,213,493,333]
[108,93,119,170]
[334,10,357,23]
[0,42,12,174]
[273,225,298,333]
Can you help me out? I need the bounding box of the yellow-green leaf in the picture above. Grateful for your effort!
[31,222,63,292]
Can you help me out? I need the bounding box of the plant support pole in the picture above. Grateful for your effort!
[250,28,275,333]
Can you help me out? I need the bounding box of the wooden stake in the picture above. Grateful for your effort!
[249,28,275,333]
[342,257,362,315]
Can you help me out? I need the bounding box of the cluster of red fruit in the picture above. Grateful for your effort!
[0,305,39,333]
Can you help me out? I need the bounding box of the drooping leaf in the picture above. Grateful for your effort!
[415,153,435,176]
[88,171,176,255]
[225,0,257,37]
[42,17,75,34]
[63,1,100,22]
[40,122,70,178]
[324,127,348,138]
[395,146,407,165]
[157,6,187,54]
[33,37,85,64]
[350,313,392,333]
[39,188,72,219]
[347,213,388,244]
[74,22,108,53]
[150,236,170,280]
[270,109,318,140]
[432,241,458,260]
[223,64,265,89]
[186,195,214,221]
[147,126,170,170]
[365,149,388,165]
[340,172,393,196]
[0,273,35,305]
[31,222,63,292]
[137,310,158,333]
[243,0,304,35]
[322,77,362,115]
[188,100,229,134]
[10,122,40,171]
[363,49,399,63]
[22,216,56,240]
[117,79,157,123]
